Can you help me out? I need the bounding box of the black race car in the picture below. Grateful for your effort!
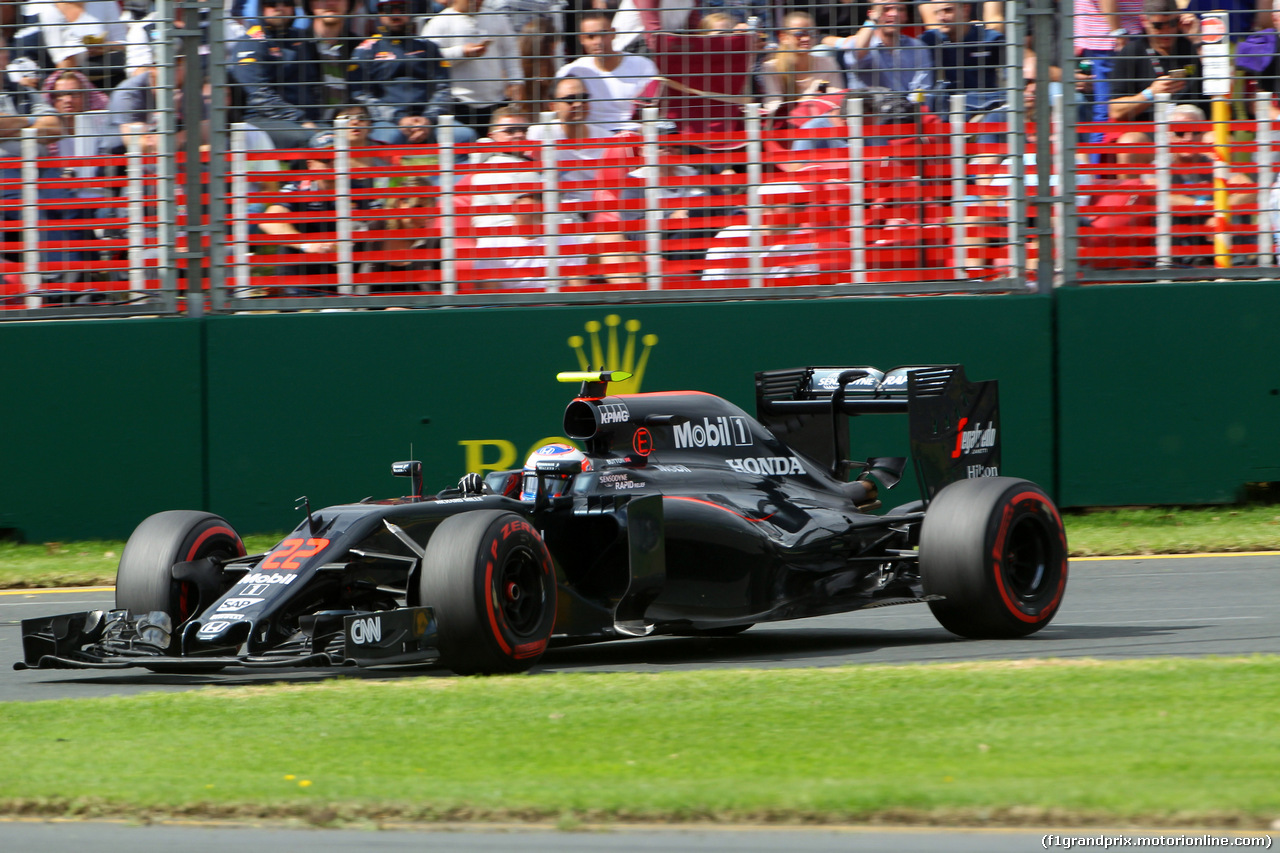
[16,365,1067,676]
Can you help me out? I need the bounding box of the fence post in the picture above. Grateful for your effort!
[846,97,866,284]
[949,92,968,278]
[540,136,560,292]
[641,108,663,290]
[1003,0,1025,281]
[438,116,457,297]
[20,128,39,309]
[745,112,763,287]
[1153,95,1172,268]
[335,116,355,294]
[127,129,149,298]
[1257,90,1274,267]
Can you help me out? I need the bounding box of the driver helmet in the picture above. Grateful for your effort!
[520,443,590,501]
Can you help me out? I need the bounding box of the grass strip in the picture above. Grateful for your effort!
[2,657,1277,827]
[4,506,1280,589]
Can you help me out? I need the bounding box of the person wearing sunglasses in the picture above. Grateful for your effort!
[1107,0,1206,123]
[527,75,614,207]
[760,11,842,118]
[554,12,659,134]
[472,104,536,164]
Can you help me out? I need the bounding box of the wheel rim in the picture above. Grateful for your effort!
[494,545,546,636]
[175,532,243,624]
[1003,514,1054,603]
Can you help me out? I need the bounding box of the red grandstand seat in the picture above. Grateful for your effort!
[649,32,756,149]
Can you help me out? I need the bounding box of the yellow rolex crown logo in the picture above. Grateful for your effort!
[567,315,657,395]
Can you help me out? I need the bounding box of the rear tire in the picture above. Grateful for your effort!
[421,511,557,675]
[116,511,246,626]
[920,477,1067,638]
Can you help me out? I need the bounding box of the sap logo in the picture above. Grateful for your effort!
[598,402,630,425]
[349,616,382,645]
[967,464,999,479]
[952,418,997,458]
[239,572,298,586]
[673,416,751,449]
[727,456,806,476]
[216,597,262,612]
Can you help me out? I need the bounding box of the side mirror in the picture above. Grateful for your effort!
[392,460,423,499]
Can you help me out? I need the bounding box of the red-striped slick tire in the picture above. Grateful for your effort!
[920,477,1068,639]
[116,510,247,625]
[421,510,557,675]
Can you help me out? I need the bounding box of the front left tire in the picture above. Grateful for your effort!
[420,510,557,675]
[116,510,246,626]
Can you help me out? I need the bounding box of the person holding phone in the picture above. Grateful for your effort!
[421,0,525,130]
[1107,0,1206,123]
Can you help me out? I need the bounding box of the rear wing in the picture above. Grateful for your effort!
[754,365,1000,501]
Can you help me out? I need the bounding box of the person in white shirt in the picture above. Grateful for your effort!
[37,2,111,70]
[555,12,658,134]
[527,74,615,207]
[420,0,524,130]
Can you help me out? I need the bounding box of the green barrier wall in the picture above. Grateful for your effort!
[0,318,206,542]
[1056,282,1280,507]
[205,298,1054,534]
[0,296,1055,541]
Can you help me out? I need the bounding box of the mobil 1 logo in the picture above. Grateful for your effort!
[673,416,751,449]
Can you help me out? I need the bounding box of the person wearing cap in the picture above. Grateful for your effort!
[420,0,524,131]
[555,12,658,134]
[702,182,823,282]
[1106,0,1206,124]
[349,0,473,145]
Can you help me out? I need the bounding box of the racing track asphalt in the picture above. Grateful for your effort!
[1,554,1276,700]
[0,555,1276,853]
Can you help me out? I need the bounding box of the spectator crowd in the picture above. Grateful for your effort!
[0,0,1279,298]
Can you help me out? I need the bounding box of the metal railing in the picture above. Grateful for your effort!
[2,1,1278,318]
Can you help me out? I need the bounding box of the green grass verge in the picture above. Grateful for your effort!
[3,506,1280,589]
[2,658,1277,827]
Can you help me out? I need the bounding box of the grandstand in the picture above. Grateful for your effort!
[0,0,1273,317]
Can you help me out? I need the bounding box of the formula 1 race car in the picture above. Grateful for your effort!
[16,365,1068,676]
